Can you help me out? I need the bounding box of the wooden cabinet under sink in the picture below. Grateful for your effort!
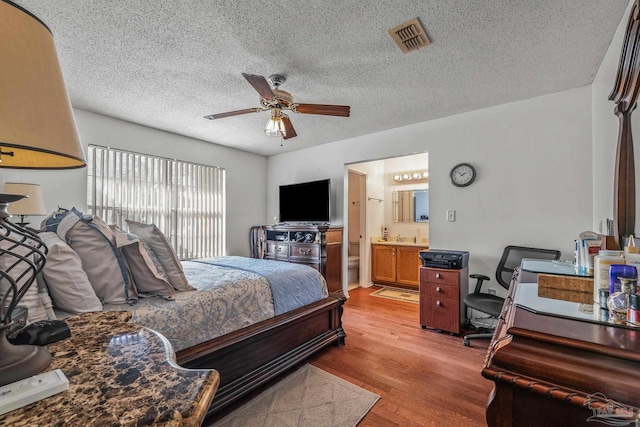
[371,243,427,288]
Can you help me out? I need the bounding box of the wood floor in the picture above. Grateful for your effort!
[309,286,493,427]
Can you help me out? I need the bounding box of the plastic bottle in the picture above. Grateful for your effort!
[625,235,639,255]
[593,250,624,304]
[609,264,638,294]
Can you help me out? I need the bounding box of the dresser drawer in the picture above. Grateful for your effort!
[289,243,320,260]
[419,282,458,298]
[419,296,461,334]
[266,242,289,260]
[420,268,460,285]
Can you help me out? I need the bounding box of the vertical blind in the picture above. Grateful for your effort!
[87,145,225,260]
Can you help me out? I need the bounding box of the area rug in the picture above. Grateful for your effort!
[212,364,380,427]
[369,286,419,304]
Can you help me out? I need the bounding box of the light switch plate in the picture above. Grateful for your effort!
[446,210,456,222]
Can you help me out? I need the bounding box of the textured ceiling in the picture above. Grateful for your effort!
[12,0,629,157]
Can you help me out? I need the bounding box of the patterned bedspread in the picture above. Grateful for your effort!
[101,256,328,352]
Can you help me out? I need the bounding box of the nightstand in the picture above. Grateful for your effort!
[0,311,219,426]
[419,266,469,334]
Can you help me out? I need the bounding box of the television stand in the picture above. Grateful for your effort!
[252,224,343,292]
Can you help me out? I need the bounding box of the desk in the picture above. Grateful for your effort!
[482,271,640,427]
[0,311,219,426]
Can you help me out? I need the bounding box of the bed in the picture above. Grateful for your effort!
[35,211,346,419]
[145,257,346,418]
[122,257,345,415]
[50,253,346,419]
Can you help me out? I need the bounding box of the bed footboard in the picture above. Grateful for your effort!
[176,292,346,417]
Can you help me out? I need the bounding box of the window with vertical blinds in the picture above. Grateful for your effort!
[87,145,225,260]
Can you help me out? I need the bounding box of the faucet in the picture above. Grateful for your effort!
[396,234,401,242]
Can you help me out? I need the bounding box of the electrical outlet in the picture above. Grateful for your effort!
[488,288,497,295]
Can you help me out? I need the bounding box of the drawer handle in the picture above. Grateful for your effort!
[301,249,311,255]
[436,300,441,307]
[436,273,441,279]
[436,287,441,292]
[277,247,283,253]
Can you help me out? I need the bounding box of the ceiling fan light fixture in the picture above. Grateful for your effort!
[265,115,285,138]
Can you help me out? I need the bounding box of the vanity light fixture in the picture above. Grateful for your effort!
[393,170,429,182]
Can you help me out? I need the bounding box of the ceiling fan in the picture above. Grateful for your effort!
[204,73,350,140]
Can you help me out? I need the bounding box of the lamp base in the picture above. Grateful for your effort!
[0,325,52,387]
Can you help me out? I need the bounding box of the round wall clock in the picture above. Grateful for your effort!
[450,163,476,187]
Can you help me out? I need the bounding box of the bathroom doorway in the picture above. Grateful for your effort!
[345,152,429,292]
[347,170,366,290]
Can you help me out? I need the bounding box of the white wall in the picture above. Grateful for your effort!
[592,0,637,234]
[0,109,268,257]
[268,87,594,293]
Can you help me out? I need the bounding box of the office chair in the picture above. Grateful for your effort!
[462,245,561,347]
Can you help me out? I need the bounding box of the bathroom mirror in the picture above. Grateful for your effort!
[393,189,429,222]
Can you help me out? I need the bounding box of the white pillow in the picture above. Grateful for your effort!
[39,232,103,313]
[125,220,193,291]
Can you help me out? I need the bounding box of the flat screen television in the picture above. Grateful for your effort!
[279,179,331,224]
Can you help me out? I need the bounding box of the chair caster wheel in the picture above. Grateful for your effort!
[463,338,470,347]
[421,325,426,329]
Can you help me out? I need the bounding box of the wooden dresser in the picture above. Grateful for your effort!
[419,266,468,334]
[483,272,640,427]
[261,224,343,292]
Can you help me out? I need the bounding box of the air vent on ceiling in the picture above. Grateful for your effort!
[388,18,430,54]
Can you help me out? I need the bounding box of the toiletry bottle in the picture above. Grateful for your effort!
[594,250,623,304]
[609,264,638,294]
[383,227,388,242]
[625,235,639,255]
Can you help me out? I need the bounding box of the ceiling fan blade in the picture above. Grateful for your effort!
[282,115,297,140]
[292,103,350,117]
[242,73,276,101]
[204,108,262,120]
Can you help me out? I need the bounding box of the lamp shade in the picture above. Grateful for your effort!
[0,0,85,169]
[265,116,285,138]
[2,183,47,216]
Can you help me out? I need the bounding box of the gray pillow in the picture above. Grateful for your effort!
[57,210,138,304]
[125,220,193,291]
[111,226,175,298]
[38,232,103,313]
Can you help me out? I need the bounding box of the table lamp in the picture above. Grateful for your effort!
[0,0,86,387]
[1,183,47,227]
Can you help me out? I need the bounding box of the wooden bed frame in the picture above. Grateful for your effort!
[176,291,346,419]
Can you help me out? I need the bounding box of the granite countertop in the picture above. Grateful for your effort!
[371,239,428,247]
[1,311,219,427]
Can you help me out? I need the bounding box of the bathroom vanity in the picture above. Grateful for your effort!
[371,241,428,288]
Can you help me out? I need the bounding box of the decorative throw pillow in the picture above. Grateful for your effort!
[57,208,138,304]
[38,232,103,313]
[110,226,175,298]
[125,220,193,291]
[0,238,51,323]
